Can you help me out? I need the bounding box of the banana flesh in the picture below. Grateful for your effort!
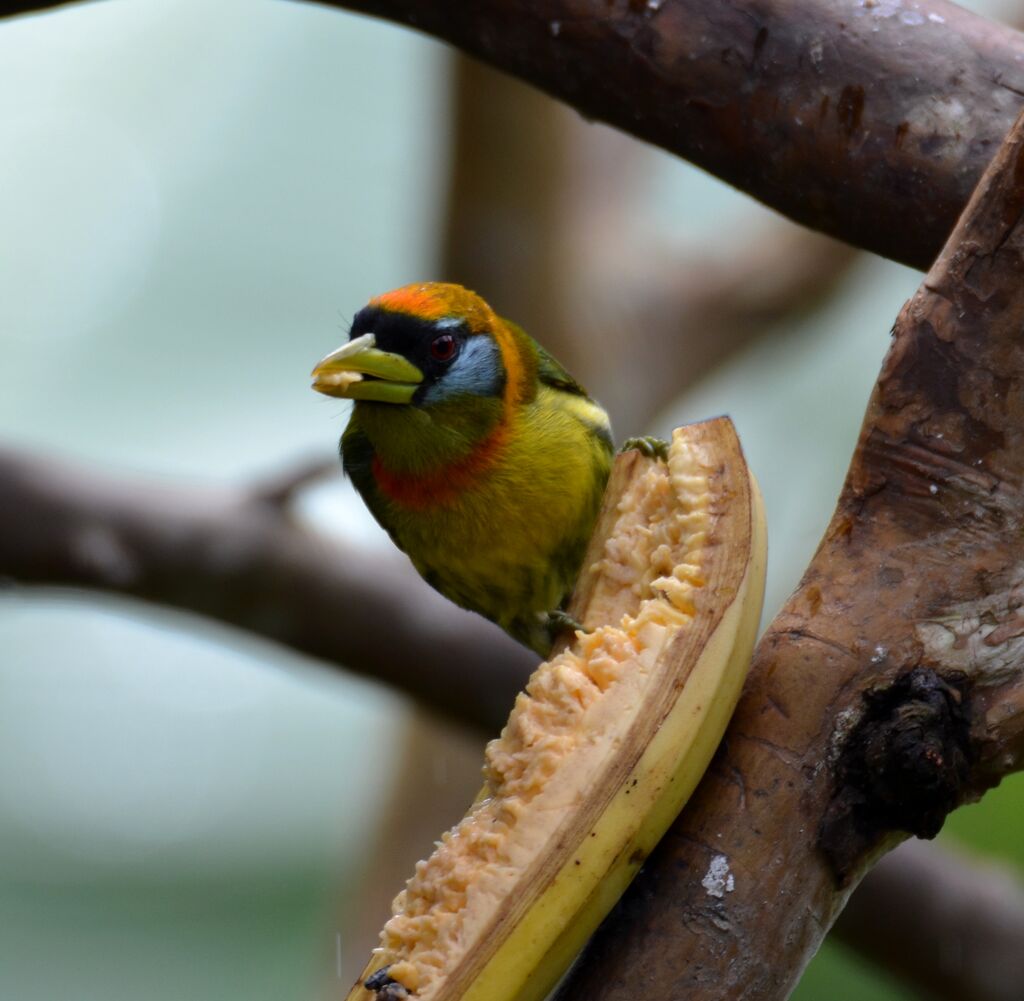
[348,417,767,1001]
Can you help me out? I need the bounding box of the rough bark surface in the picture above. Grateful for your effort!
[11,1,1024,268]
[5,1,1024,996]
[322,0,1024,269]
[440,56,859,436]
[3,439,1024,1000]
[553,107,1024,1001]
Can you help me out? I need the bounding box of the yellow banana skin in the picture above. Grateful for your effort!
[348,417,767,1001]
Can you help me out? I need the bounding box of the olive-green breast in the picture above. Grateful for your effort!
[344,385,612,654]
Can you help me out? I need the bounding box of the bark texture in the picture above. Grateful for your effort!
[11,1,1024,268]
[440,56,859,436]
[4,444,1024,1000]
[321,0,1024,270]
[553,106,1024,1001]
[5,1,1024,996]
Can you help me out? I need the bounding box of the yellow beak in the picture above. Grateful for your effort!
[310,333,423,403]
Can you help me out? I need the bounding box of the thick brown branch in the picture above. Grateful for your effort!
[554,107,1024,1001]
[318,0,1024,270]
[0,446,535,733]
[9,1,1024,267]
[7,449,1021,999]
[440,57,859,434]
[4,445,1024,998]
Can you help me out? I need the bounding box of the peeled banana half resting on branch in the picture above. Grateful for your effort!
[350,416,767,1001]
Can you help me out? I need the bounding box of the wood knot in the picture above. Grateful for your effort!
[819,667,972,884]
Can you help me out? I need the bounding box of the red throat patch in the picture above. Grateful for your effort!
[365,282,535,507]
[372,421,511,510]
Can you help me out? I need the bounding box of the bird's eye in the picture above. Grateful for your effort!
[430,332,458,362]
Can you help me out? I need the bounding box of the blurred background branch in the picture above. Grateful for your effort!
[4,439,1024,1001]
[555,101,1024,1001]
[439,56,861,435]
[836,841,1024,1001]
[2,2,1023,1001]
[0,445,535,734]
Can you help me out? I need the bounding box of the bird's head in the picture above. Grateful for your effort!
[311,283,532,411]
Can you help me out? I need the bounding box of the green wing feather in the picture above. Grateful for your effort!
[504,318,590,399]
[536,345,588,397]
[533,343,614,452]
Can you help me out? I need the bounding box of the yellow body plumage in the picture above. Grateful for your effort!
[312,283,614,654]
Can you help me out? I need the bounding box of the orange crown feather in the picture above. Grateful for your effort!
[370,283,497,335]
[370,282,533,407]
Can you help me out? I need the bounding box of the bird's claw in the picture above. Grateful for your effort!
[620,436,670,462]
[546,609,589,640]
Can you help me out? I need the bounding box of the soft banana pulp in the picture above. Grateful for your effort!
[378,441,714,998]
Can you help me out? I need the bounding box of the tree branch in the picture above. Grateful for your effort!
[5,3,1024,994]
[553,106,1024,1001]
[9,1,1024,267]
[314,0,1024,270]
[0,446,535,734]
[3,445,1024,998]
[836,840,1024,1001]
[439,56,860,434]
[593,224,857,431]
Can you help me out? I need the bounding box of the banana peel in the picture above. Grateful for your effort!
[348,416,767,1001]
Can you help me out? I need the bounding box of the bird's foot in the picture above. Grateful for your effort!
[546,609,589,641]
[621,435,670,462]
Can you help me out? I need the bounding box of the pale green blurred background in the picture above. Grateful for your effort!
[1,2,1021,999]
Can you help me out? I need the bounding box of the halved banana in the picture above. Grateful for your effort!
[348,417,767,1001]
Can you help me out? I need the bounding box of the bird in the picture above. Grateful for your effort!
[310,282,615,656]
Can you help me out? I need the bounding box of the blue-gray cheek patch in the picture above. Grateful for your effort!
[422,336,504,404]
